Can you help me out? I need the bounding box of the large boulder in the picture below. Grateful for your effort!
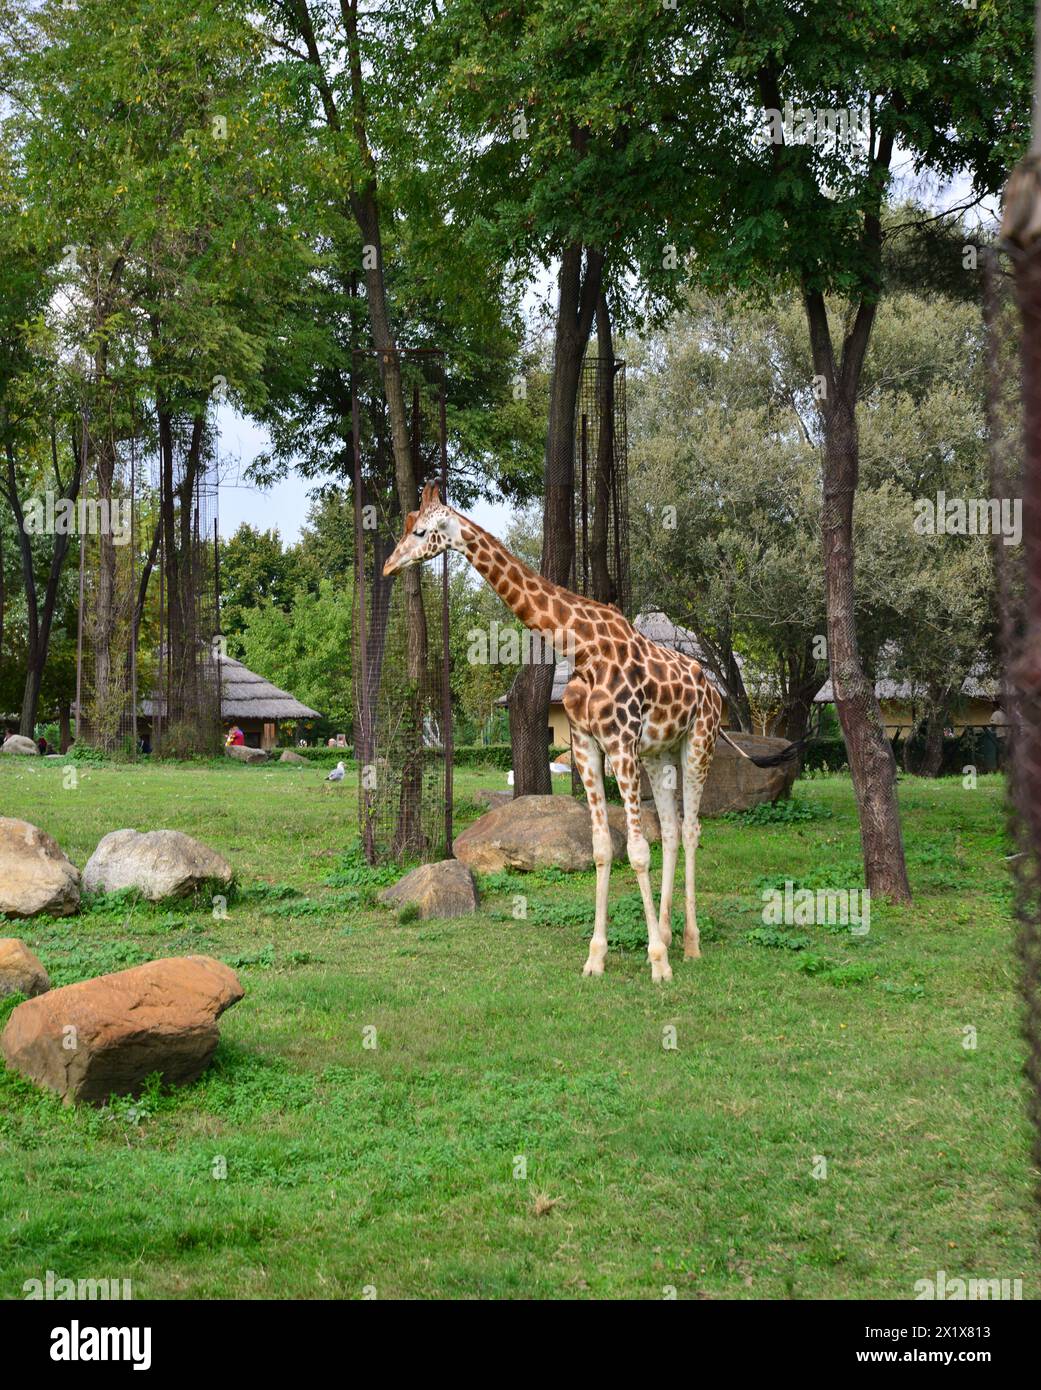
[0,955,243,1105]
[453,794,625,874]
[1,734,39,756]
[606,801,663,845]
[278,749,308,765]
[0,818,81,919]
[0,939,50,998]
[82,829,233,902]
[225,744,267,764]
[700,734,797,816]
[379,859,479,919]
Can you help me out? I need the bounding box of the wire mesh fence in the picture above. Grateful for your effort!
[75,427,139,755]
[570,355,630,795]
[352,350,452,864]
[985,242,1041,1229]
[572,356,630,614]
[150,421,222,758]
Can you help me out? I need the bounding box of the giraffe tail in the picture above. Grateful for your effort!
[718,730,806,767]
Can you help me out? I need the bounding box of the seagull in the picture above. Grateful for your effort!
[325,761,346,783]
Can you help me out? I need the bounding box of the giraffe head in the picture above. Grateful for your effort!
[382,482,461,576]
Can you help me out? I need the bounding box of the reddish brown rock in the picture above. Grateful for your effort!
[0,938,50,998]
[0,955,243,1104]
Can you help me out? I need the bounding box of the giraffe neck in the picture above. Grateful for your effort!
[456,516,588,654]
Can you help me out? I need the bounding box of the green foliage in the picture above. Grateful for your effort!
[745,927,812,952]
[723,798,832,827]
[0,759,1028,1297]
[238,580,354,736]
[223,944,276,971]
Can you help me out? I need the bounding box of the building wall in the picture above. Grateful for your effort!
[879,698,999,735]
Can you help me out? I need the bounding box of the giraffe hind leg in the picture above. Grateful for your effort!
[644,752,681,953]
[611,740,671,983]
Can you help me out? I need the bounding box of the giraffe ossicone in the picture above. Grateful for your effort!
[383,482,728,982]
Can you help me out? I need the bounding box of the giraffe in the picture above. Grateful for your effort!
[383,483,798,982]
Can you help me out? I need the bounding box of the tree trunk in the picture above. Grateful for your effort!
[821,391,912,901]
[59,697,71,753]
[511,243,603,795]
[7,425,83,736]
[590,291,615,604]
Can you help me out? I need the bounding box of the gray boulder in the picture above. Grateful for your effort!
[1,735,39,756]
[0,818,81,918]
[225,744,267,763]
[453,794,625,874]
[83,829,233,902]
[278,749,308,765]
[379,859,479,919]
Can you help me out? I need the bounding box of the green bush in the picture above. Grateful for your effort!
[451,744,569,770]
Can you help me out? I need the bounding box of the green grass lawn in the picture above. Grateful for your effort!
[0,757,1035,1299]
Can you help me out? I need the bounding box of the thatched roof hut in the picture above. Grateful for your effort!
[139,656,321,749]
[218,656,321,724]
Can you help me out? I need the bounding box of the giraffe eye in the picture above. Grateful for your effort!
[413,527,426,538]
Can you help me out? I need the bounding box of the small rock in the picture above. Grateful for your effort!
[83,829,232,902]
[225,744,268,763]
[379,860,479,919]
[278,749,308,764]
[453,795,625,874]
[1,734,40,756]
[0,939,50,998]
[0,955,243,1104]
[472,789,512,809]
[0,818,81,918]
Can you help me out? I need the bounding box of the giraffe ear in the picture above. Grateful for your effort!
[428,481,441,506]
[404,510,418,535]
[420,482,433,508]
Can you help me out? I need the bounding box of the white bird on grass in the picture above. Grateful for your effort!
[325,760,346,783]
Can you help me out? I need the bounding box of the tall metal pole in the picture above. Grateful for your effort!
[73,413,89,743]
[352,357,374,863]
[439,365,453,859]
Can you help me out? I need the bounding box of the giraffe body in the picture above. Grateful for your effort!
[384,484,725,981]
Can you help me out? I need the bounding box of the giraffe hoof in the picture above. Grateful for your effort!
[582,959,605,978]
[684,947,701,960]
[651,961,673,983]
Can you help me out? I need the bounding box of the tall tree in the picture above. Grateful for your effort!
[671,1,1032,899]
[438,0,709,792]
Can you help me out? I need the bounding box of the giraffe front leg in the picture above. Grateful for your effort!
[612,742,671,983]
[644,754,680,952]
[571,731,611,977]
